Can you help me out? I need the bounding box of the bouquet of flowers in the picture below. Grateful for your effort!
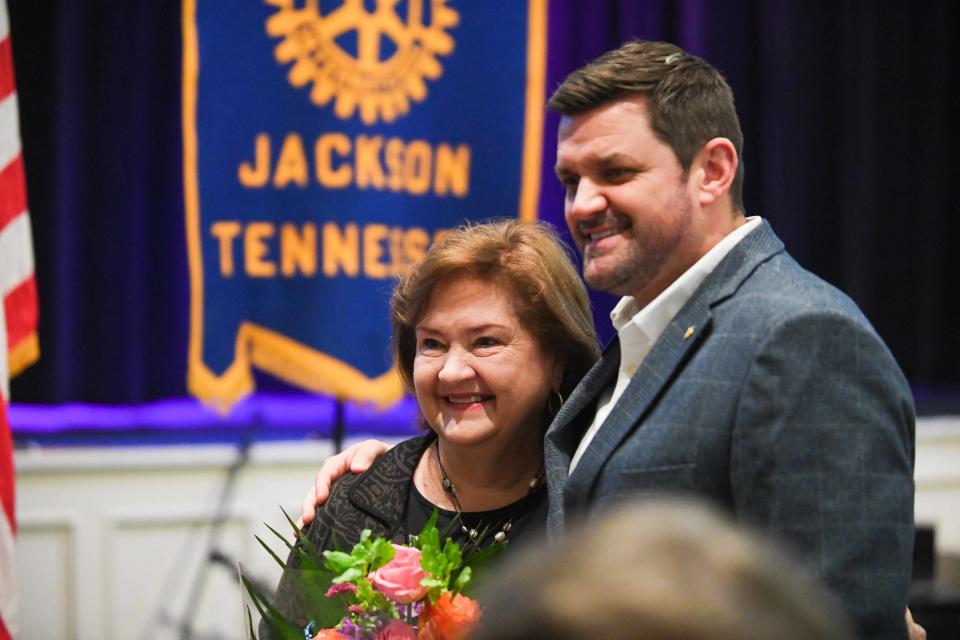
[244,510,501,640]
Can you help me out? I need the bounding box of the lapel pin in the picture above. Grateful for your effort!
[683,325,695,340]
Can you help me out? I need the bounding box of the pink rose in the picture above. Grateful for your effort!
[369,544,428,604]
[374,619,418,640]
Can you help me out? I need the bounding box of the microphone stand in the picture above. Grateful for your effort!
[176,420,258,640]
[146,394,347,639]
[332,396,346,454]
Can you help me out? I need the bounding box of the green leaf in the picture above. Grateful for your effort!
[368,537,396,571]
[261,522,298,555]
[453,566,472,591]
[354,579,397,617]
[356,578,377,602]
[420,577,445,589]
[335,567,364,584]
[244,605,257,640]
[249,508,354,634]
[323,550,355,575]
[348,541,370,566]
[422,506,440,534]
[462,539,504,567]
[442,538,463,571]
[278,508,327,567]
[418,510,441,554]
[420,538,446,575]
[241,576,303,640]
[255,534,292,571]
[286,567,346,628]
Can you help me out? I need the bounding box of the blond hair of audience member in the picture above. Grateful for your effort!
[472,499,854,640]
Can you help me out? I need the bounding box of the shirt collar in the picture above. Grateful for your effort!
[610,216,762,346]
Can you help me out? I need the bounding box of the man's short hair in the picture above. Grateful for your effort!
[548,40,746,212]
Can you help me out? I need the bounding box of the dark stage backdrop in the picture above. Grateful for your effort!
[7,1,960,437]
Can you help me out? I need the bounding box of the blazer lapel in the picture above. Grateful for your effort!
[562,297,713,512]
[544,341,619,535]
[546,341,621,458]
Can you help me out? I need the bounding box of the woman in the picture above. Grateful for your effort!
[265,220,599,632]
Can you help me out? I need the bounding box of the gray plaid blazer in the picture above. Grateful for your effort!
[544,220,915,640]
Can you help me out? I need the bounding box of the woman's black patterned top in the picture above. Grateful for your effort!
[260,433,547,638]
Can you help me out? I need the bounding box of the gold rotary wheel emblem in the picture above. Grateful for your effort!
[266,0,460,125]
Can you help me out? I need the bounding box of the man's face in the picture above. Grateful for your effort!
[555,97,703,305]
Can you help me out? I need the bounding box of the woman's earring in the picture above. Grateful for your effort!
[547,389,565,416]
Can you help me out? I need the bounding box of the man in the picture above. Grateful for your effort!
[301,40,916,639]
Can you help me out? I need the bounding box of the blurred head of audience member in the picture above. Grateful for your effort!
[471,499,854,640]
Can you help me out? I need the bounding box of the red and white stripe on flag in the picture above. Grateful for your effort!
[0,0,38,637]
[0,395,15,640]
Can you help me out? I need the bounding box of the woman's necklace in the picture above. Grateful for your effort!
[434,439,544,544]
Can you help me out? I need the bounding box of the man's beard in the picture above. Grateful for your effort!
[580,197,693,299]
[582,235,673,297]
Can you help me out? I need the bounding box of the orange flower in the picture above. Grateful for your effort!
[311,629,348,640]
[418,592,481,640]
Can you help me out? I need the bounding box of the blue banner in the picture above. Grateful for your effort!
[183,0,547,410]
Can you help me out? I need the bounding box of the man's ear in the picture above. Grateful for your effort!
[692,137,738,207]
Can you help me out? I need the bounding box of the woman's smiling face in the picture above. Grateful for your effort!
[413,276,561,449]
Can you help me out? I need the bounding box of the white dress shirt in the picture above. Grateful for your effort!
[569,216,761,474]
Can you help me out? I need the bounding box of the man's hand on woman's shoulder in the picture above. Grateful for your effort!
[300,439,392,525]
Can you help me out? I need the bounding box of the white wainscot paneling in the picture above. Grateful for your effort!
[106,508,253,640]
[914,417,960,557]
[15,438,343,640]
[15,514,77,640]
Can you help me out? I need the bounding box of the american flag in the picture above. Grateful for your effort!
[0,0,39,637]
